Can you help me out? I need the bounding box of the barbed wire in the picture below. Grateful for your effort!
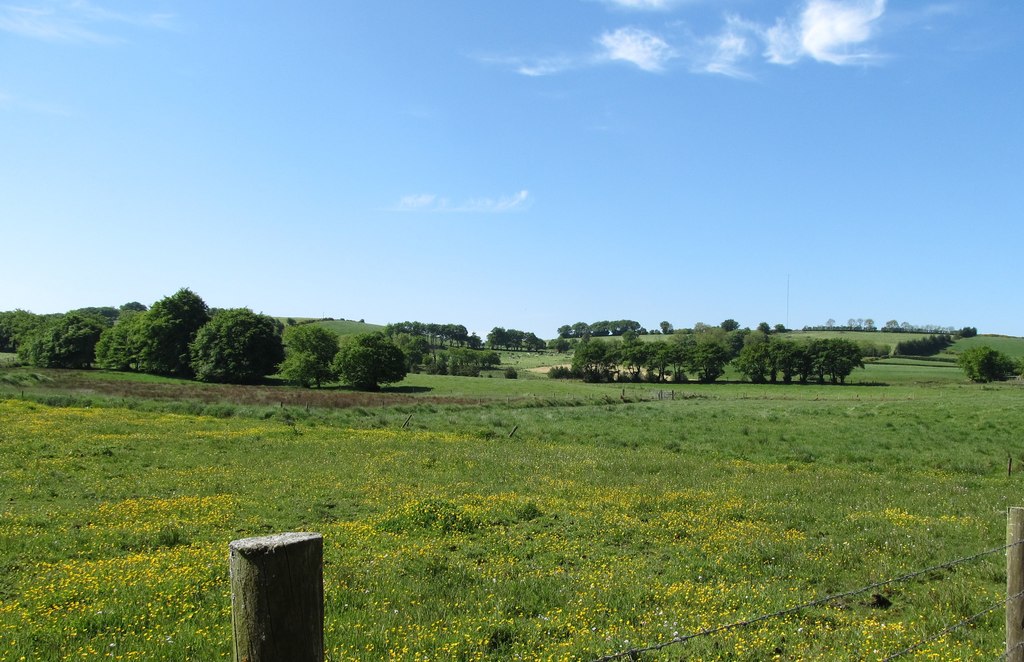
[881,589,1024,660]
[998,639,1024,661]
[591,540,1023,662]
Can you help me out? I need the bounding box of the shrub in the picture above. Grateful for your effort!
[548,366,575,379]
[958,346,1017,383]
[504,367,518,379]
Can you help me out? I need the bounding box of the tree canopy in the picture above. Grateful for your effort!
[279,324,340,388]
[136,288,211,377]
[189,308,284,384]
[333,332,407,390]
[17,313,106,369]
[958,346,1018,383]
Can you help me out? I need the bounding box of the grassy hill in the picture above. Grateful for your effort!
[948,334,1024,359]
[281,318,384,336]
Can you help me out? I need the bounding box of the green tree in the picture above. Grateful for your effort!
[571,339,617,382]
[69,307,119,326]
[665,334,695,382]
[618,335,654,381]
[523,332,546,352]
[391,333,431,372]
[811,338,864,384]
[120,301,148,314]
[958,346,1017,383]
[189,309,284,384]
[0,309,45,353]
[333,332,407,390]
[17,313,106,369]
[721,319,740,332]
[645,341,673,382]
[94,311,147,371]
[137,288,210,377]
[279,324,340,387]
[735,339,776,384]
[772,340,803,384]
[548,337,571,353]
[687,336,730,383]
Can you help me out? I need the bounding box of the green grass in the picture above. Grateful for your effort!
[309,319,385,336]
[3,367,1024,659]
[948,334,1024,359]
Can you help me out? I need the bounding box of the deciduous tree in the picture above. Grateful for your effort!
[17,313,105,369]
[958,346,1017,383]
[333,332,407,390]
[279,324,340,387]
[137,288,210,377]
[189,308,284,384]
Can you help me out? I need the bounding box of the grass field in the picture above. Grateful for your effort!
[2,360,1024,660]
[311,319,385,336]
[949,335,1024,359]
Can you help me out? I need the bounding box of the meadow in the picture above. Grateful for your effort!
[1,360,1023,660]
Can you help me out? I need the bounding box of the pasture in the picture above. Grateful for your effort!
[1,362,1023,660]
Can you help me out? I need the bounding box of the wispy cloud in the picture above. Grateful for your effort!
[699,15,757,78]
[479,54,577,77]
[598,27,676,72]
[767,0,887,66]
[601,0,675,10]
[0,89,72,115]
[392,190,531,214]
[0,1,173,43]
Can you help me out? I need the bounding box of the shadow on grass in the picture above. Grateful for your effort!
[383,385,432,394]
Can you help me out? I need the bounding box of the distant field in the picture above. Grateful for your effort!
[948,334,1024,359]
[286,318,384,336]
[0,352,18,367]
[788,330,933,352]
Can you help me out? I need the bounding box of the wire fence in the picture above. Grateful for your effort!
[591,540,1024,662]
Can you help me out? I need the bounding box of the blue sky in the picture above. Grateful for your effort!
[2,1,1022,338]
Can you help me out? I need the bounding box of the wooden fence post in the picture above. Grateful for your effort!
[230,532,324,662]
[1008,508,1024,661]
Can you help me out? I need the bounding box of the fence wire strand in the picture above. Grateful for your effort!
[999,639,1024,661]
[881,589,1024,661]
[591,540,1023,662]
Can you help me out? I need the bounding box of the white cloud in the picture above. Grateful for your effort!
[0,1,173,42]
[477,54,577,77]
[802,0,886,64]
[767,0,887,66]
[700,16,758,78]
[764,17,804,65]
[488,0,895,79]
[392,190,531,214]
[602,0,674,9]
[598,27,676,72]
[395,194,441,211]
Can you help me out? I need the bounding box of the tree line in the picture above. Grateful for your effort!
[384,321,481,349]
[384,320,547,353]
[893,334,953,357]
[2,289,411,390]
[804,319,977,336]
[557,320,645,338]
[552,329,866,385]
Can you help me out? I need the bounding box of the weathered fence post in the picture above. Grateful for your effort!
[230,532,324,662]
[1008,508,1024,661]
